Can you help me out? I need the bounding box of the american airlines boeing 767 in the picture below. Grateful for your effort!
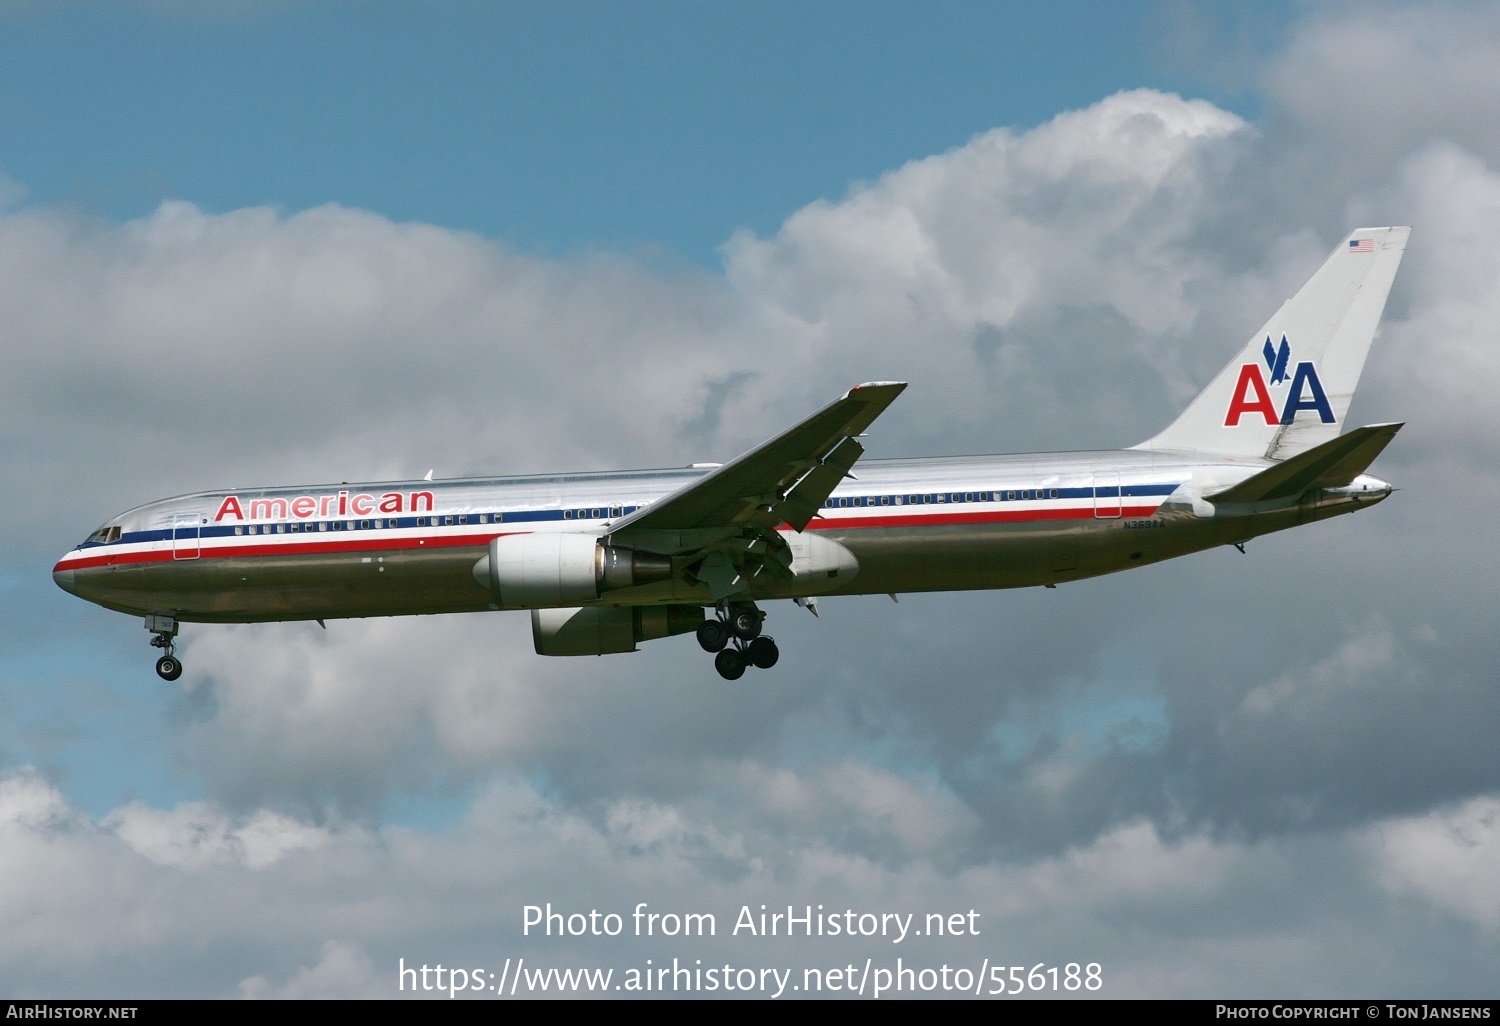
[55,227,1409,681]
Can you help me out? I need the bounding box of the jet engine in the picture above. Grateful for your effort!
[472,534,673,609]
[532,604,704,656]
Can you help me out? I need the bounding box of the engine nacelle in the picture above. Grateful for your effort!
[532,605,705,656]
[472,534,673,609]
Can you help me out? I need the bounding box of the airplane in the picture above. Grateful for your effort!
[54,226,1410,682]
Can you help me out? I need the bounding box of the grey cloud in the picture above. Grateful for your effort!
[7,1,1500,997]
[3,768,1497,997]
[52,79,1496,860]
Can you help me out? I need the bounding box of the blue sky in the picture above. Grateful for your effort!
[0,1,1282,261]
[4,0,1499,1000]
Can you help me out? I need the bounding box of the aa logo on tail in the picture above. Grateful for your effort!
[1223,335,1334,427]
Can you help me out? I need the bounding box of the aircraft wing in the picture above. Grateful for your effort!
[608,382,906,555]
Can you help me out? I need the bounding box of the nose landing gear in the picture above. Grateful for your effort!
[146,614,183,681]
[699,602,779,680]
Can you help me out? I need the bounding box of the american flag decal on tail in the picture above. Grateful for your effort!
[1349,238,1374,253]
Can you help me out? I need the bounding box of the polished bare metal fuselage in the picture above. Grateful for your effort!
[54,446,1387,625]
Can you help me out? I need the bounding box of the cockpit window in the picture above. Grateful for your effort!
[84,525,121,545]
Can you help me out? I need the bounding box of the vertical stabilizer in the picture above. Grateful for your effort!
[1136,227,1409,459]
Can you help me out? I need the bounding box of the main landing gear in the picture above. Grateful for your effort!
[695,601,779,681]
[146,614,183,681]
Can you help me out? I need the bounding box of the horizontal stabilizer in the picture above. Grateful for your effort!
[1207,423,1403,504]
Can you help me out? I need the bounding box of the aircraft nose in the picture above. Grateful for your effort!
[53,561,77,595]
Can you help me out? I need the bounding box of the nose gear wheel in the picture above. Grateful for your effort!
[145,615,183,680]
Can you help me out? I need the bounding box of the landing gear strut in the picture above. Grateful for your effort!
[146,614,183,681]
[703,601,778,680]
